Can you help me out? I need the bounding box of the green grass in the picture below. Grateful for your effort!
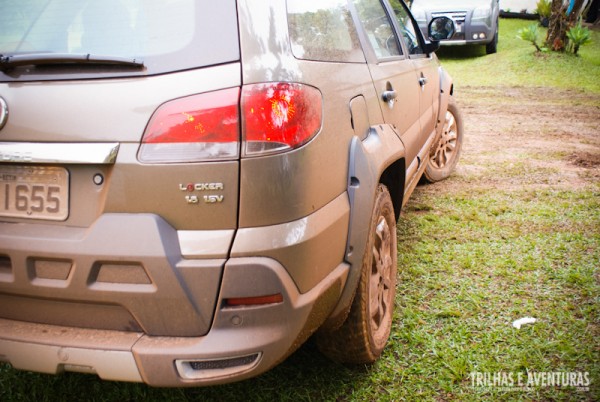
[438,19,600,93]
[394,188,599,401]
[1,17,599,402]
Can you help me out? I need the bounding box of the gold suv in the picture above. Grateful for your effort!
[0,0,462,386]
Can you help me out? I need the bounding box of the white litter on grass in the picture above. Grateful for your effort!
[512,317,537,329]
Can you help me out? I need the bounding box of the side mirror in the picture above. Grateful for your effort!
[428,16,455,41]
[423,40,440,55]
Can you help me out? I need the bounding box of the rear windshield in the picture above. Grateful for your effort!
[0,0,240,81]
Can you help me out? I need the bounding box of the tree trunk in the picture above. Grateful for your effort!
[545,0,586,51]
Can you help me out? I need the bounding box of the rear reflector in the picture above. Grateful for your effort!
[138,88,240,163]
[242,83,322,156]
[225,293,283,307]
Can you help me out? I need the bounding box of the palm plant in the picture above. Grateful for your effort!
[517,24,543,52]
[566,21,592,55]
[536,0,552,26]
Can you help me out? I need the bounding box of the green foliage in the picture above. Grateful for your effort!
[566,21,592,55]
[438,19,600,93]
[535,0,552,18]
[517,23,543,52]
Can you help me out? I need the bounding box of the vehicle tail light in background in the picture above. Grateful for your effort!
[241,83,322,156]
[138,88,240,163]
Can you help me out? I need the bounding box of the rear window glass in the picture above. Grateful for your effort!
[287,0,365,63]
[0,0,240,79]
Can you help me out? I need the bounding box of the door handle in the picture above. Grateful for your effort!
[382,89,397,103]
[419,76,428,87]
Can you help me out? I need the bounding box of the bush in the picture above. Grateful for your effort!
[536,0,551,27]
[536,0,551,18]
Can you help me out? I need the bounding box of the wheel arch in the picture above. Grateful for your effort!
[320,126,405,330]
[380,158,405,222]
[437,66,454,132]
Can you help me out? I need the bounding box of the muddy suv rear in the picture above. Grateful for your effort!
[0,0,355,386]
[0,0,462,387]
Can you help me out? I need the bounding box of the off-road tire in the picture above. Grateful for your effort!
[486,22,499,54]
[316,184,397,363]
[423,97,463,183]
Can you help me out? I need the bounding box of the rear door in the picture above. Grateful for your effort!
[389,1,440,141]
[351,0,423,169]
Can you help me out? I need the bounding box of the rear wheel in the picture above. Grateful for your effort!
[423,97,463,183]
[316,184,397,363]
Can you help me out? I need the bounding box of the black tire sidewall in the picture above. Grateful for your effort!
[486,21,499,54]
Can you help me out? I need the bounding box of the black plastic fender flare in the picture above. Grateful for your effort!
[322,126,406,330]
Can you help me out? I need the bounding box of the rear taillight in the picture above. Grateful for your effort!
[138,88,240,163]
[138,83,322,163]
[242,83,322,156]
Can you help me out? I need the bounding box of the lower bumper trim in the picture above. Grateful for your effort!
[176,353,262,380]
[0,336,142,383]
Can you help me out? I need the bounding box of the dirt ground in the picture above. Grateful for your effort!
[432,85,600,193]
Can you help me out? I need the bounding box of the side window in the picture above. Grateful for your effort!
[287,0,365,63]
[352,0,402,59]
[390,0,424,56]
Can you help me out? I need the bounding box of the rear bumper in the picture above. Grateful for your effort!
[439,38,491,46]
[0,258,348,386]
[0,193,350,386]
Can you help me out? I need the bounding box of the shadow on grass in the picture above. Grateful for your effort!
[188,340,372,401]
[436,45,489,60]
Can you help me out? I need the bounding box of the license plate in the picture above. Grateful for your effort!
[0,166,69,221]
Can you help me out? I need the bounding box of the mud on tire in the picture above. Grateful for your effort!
[423,97,463,183]
[316,184,397,363]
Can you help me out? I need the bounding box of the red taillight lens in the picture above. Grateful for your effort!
[138,83,323,163]
[138,88,240,163]
[241,83,322,156]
